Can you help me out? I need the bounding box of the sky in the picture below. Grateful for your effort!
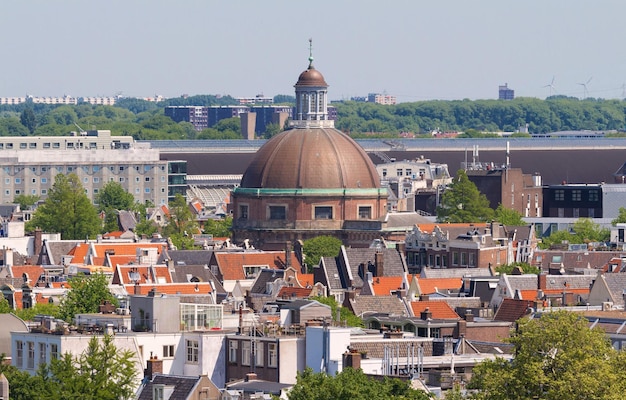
[2,1,626,102]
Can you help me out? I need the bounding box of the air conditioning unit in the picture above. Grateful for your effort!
[602,301,613,311]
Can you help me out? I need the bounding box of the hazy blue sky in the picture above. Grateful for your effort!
[2,1,625,102]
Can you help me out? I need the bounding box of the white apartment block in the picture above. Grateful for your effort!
[0,130,186,205]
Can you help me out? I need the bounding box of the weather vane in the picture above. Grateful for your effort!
[308,38,314,67]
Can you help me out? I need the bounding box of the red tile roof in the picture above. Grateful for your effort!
[112,264,172,285]
[214,252,302,281]
[124,282,213,296]
[296,273,315,287]
[409,300,460,320]
[8,265,45,284]
[371,276,404,296]
[416,278,463,295]
[276,286,313,299]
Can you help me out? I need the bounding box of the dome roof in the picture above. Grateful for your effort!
[240,128,380,189]
[295,66,328,87]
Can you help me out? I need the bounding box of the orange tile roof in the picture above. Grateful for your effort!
[112,265,172,285]
[67,242,91,262]
[410,300,460,320]
[77,265,114,274]
[371,276,404,296]
[214,252,302,281]
[108,255,138,267]
[415,223,488,234]
[416,278,463,295]
[93,243,166,257]
[276,286,313,299]
[297,273,315,287]
[9,265,45,284]
[124,282,213,295]
[103,231,124,238]
[518,289,539,300]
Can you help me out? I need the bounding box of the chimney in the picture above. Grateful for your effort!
[245,373,257,382]
[33,228,43,263]
[343,350,361,369]
[464,310,474,322]
[420,307,432,320]
[375,251,384,277]
[145,354,163,381]
[285,241,292,269]
[456,319,467,338]
[134,282,141,295]
[538,274,547,290]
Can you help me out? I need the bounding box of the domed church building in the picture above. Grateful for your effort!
[231,43,388,250]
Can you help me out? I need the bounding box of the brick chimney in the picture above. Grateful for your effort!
[456,319,467,338]
[245,373,258,382]
[343,350,361,369]
[145,354,163,381]
[375,251,384,277]
[464,310,474,322]
[284,241,291,269]
[33,228,43,264]
[420,307,432,320]
[538,274,547,290]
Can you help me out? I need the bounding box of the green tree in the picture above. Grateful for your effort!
[15,302,60,321]
[203,216,232,238]
[303,235,343,270]
[163,193,199,250]
[0,296,11,313]
[13,193,40,210]
[495,262,541,275]
[494,204,525,226]
[26,173,101,240]
[20,107,37,133]
[469,311,626,400]
[95,181,135,233]
[540,218,610,249]
[611,206,626,226]
[58,273,117,322]
[436,170,494,223]
[38,334,137,400]
[288,367,432,400]
[133,200,158,237]
[311,296,363,327]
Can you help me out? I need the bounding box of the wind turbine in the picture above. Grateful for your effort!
[543,76,556,98]
[577,77,592,99]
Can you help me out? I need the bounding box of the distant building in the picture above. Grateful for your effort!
[237,94,274,105]
[499,83,515,100]
[367,93,396,105]
[164,106,209,132]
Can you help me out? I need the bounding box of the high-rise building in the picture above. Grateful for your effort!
[499,84,515,100]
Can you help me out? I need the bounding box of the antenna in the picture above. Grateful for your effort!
[542,76,556,98]
[577,77,592,99]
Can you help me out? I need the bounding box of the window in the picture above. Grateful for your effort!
[269,205,286,220]
[161,176,166,182]
[256,342,264,366]
[163,345,175,358]
[41,178,47,184]
[20,143,27,149]
[27,341,35,369]
[41,189,47,195]
[469,253,476,267]
[554,189,564,201]
[242,341,251,366]
[243,265,263,279]
[589,190,599,202]
[145,188,151,193]
[4,178,8,184]
[16,341,23,367]
[93,177,99,183]
[460,252,467,266]
[145,177,150,182]
[358,206,372,219]
[29,143,37,149]
[135,177,140,183]
[50,343,58,359]
[382,168,387,177]
[572,190,581,201]
[315,206,333,219]
[229,341,238,363]
[186,340,198,363]
[15,178,21,184]
[239,205,248,220]
[406,169,412,177]
[268,343,277,367]
[119,177,125,182]
[39,343,46,365]
[52,142,60,149]
[396,168,403,176]
[32,178,37,183]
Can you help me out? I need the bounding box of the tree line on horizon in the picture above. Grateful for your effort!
[1,95,626,139]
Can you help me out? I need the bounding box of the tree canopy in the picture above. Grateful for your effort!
[0,334,137,400]
[95,181,136,233]
[288,367,432,400]
[436,170,494,223]
[162,193,199,250]
[311,296,363,327]
[493,204,525,226]
[539,218,610,249]
[302,235,343,270]
[26,173,101,239]
[469,311,626,399]
[58,273,117,322]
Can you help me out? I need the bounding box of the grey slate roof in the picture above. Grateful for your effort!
[316,256,344,291]
[603,274,626,306]
[117,210,137,232]
[504,275,539,292]
[249,269,284,295]
[348,295,410,317]
[544,274,595,290]
[342,247,407,288]
[169,264,226,294]
[137,374,200,400]
[158,249,213,266]
[38,240,82,265]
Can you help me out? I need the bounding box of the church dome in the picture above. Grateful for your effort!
[240,127,380,189]
[295,66,328,87]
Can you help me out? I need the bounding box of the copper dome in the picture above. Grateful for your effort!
[295,66,328,87]
[240,127,380,189]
